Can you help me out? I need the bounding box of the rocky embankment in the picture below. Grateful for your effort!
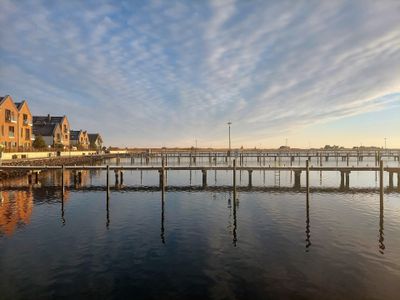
[0,154,115,180]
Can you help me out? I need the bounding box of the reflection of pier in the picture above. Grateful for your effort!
[0,185,390,254]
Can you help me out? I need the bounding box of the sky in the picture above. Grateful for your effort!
[0,0,399,148]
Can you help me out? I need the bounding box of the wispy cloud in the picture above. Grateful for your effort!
[0,0,399,147]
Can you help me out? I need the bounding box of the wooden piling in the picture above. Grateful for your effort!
[380,160,384,199]
[233,159,237,200]
[106,165,110,198]
[306,160,310,193]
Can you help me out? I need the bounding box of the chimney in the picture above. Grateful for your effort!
[47,114,51,122]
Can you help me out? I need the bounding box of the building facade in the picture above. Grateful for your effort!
[88,133,103,150]
[32,123,63,148]
[15,101,33,150]
[0,95,20,150]
[70,130,90,149]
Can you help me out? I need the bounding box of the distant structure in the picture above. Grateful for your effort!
[0,95,33,151]
[33,115,70,149]
[32,122,62,148]
[70,130,90,150]
[88,133,103,150]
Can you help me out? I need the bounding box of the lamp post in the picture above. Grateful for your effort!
[227,122,232,156]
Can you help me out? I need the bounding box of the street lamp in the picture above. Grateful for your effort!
[227,121,232,156]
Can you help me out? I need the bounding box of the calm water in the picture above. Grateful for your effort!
[1,157,400,299]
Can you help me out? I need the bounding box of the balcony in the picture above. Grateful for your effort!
[23,119,32,126]
[5,116,17,123]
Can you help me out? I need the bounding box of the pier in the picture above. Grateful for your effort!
[1,160,399,193]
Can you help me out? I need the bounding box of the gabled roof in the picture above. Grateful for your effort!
[0,95,19,110]
[33,115,68,126]
[13,100,32,114]
[88,133,103,144]
[32,123,60,137]
[70,130,82,141]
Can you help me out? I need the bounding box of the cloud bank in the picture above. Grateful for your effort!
[0,0,399,147]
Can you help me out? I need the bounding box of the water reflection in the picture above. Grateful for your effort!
[106,194,110,229]
[61,193,65,225]
[227,191,238,246]
[161,189,165,244]
[0,189,33,236]
[305,189,311,251]
[379,192,385,254]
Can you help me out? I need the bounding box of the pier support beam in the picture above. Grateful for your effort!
[248,170,253,187]
[398,172,400,190]
[340,171,351,188]
[114,170,119,185]
[389,172,393,188]
[202,169,207,187]
[294,170,301,188]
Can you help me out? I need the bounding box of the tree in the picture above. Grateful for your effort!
[33,135,46,149]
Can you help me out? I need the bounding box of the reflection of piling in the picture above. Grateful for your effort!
[61,165,65,195]
[305,179,311,250]
[379,180,385,254]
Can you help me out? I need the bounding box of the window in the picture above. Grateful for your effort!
[57,133,61,142]
[65,135,68,140]
[23,114,28,125]
[64,125,68,133]
[9,126,15,138]
[25,128,30,140]
[5,109,11,122]
[21,128,24,138]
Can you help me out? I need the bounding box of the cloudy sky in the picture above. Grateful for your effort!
[0,0,399,148]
